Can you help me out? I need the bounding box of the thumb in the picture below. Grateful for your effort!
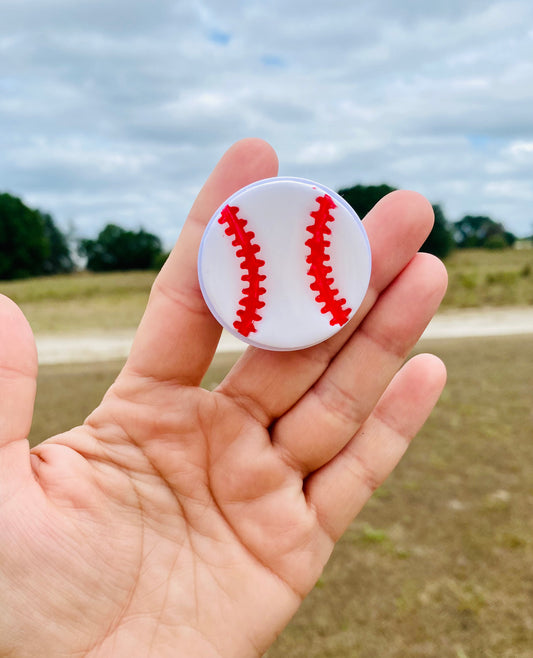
[0,295,38,450]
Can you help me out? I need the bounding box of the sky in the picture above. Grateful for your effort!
[1,0,532,247]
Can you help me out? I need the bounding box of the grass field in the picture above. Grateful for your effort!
[28,335,533,658]
[442,248,533,308]
[1,270,156,333]
[1,248,531,334]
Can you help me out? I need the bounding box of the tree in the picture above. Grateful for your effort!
[338,183,397,220]
[41,212,75,274]
[338,183,454,259]
[421,204,455,259]
[0,193,47,279]
[0,193,73,280]
[80,224,163,272]
[454,215,516,249]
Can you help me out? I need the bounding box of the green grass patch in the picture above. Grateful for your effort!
[359,524,390,544]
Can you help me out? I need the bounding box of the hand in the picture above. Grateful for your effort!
[0,139,447,658]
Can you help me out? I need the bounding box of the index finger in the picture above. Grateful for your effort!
[124,139,278,385]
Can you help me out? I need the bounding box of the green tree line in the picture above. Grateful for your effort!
[0,193,164,280]
[338,184,518,259]
[0,193,74,279]
[0,189,520,280]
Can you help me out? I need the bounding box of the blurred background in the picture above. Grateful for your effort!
[1,1,533,656]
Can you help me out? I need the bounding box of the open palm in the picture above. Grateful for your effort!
[0,139,447,658]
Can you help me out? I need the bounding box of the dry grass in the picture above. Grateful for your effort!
[28,335,533,657]
[1,270,156,332]
[1,248,532,334]
[443,248,533,308]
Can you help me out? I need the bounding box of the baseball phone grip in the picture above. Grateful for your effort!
[198,177,371,351]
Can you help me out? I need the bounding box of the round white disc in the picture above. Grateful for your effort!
[198,177,371,351]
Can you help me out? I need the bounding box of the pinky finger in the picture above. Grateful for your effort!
[306,353,447,543]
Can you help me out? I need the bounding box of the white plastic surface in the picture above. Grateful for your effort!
[198,177,371,351]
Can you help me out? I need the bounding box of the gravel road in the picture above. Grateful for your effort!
[35,306,533,365]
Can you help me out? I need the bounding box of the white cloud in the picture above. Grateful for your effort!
[0,0,532,245]
[507,140,533,158]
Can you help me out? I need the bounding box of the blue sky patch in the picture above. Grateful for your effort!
[208,29,231,45]
[261,54,286,68]
[468,134,491,150]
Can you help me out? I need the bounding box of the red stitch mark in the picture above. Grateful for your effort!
[305,194,351,327]
[218,204,266,337]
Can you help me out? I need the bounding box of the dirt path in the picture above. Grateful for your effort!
[35,306,533,365]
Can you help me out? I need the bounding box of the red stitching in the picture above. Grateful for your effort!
[218,204,266,337]
[305,194,351,327]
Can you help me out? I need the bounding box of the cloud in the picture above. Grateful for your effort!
[0,0,532,246]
